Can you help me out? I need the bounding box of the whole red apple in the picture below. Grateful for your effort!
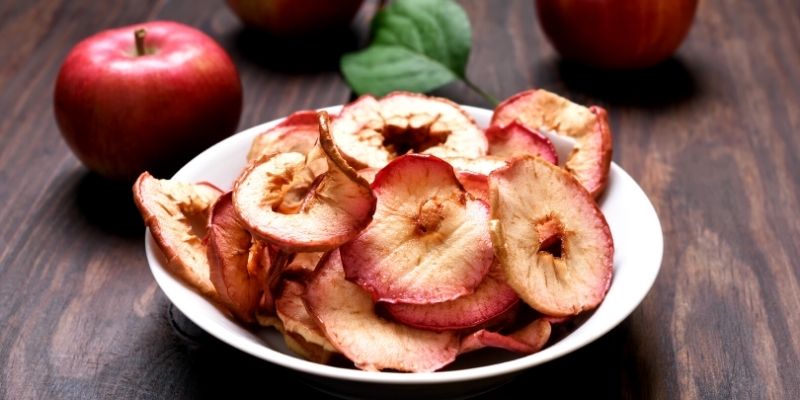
[54,21,243,180]
[226,0,365,36]
[535,0,698,69]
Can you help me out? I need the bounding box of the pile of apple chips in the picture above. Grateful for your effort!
[134,90,614,372]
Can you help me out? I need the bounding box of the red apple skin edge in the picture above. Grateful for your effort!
[54,21,243,181]
[535,0,699,69]
[227,0,365,36]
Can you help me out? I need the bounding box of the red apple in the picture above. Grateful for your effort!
[54,21,243,180]
[535,0,698,69]
[227,0,365,36]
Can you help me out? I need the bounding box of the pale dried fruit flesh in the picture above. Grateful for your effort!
[304,250,460,372]
[133,171,222,298]
[491,89,612,197]
[382,262,519,331]
[341,154,494,304]
[275,280,336,354]
[489,156,614,317]
[486,121,558,164]
[332,92,487,169]
[233,112,376,252]
[460,318,552,354]
[207,192,271,323]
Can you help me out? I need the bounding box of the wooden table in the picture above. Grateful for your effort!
[2,0,798,398]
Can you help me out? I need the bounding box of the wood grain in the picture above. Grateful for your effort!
[1,0,799,398]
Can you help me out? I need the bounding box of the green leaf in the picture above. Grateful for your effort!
[341,0,472,97]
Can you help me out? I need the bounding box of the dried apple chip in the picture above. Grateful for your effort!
[332,92,487,169]
[247,110,321,162]
[491,89,612,197]
[207,192,271,323]
[305,250,460,372]
[460,319,551,354]
[233,112,376,252]
[275,280,336,357]
[133,172,222,298]
[382,261,519,331]
[486,121,558,164]
[341,154,494,304]
[489,156,614,317]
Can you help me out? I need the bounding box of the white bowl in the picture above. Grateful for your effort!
[145,106,663,399]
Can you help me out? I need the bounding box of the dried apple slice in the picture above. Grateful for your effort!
[233,112,376,252]
[341,154,494,304]
[275,280,336,357]
[133,172,222,298]
[486,121,558,164]
[489,156,614,317]
[206,192,270,323]
[460,318,551,354]
[305,250,459,372]
[491,89,612,197]
[247,110,320,162]
[332,92,487,169]
[382,262,519,331]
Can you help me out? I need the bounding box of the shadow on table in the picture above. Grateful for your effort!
[539,56,700,109]
[226,26,362,74]
[478,320,655,399]
[74,172,143,239]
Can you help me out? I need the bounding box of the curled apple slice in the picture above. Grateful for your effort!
[486,121,558,164]
[489,156,614,317]
[133,172,222,298]
[491,89,612,197]
[341,154,494,304]
[233,112,376,252]
[333,92,487,169]
[247,110,321,162]
[382,262,519,331]
[206,192,271,323]
[460,318,551,354]
[305,250,459,372]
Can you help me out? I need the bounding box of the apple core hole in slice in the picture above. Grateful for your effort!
[183,208,209,239]
[381,121,448,155]
[536,216,565,258]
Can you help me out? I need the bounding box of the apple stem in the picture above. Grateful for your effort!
[134,28,147,56]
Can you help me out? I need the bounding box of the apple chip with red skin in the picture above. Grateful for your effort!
[305,250,460,372]
[233,112,376,252]
[382,261,519,331]
[341,154,494,304]
[133,172,222,298]
[489,156,614,317]
[332,92,487,169]
[491,89,612,197]
[460,319,552,354]
[247,110,320,162]
[206,192,272,323]
[486,121,558,165]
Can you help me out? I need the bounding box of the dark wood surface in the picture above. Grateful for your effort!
[2,0,798,398]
